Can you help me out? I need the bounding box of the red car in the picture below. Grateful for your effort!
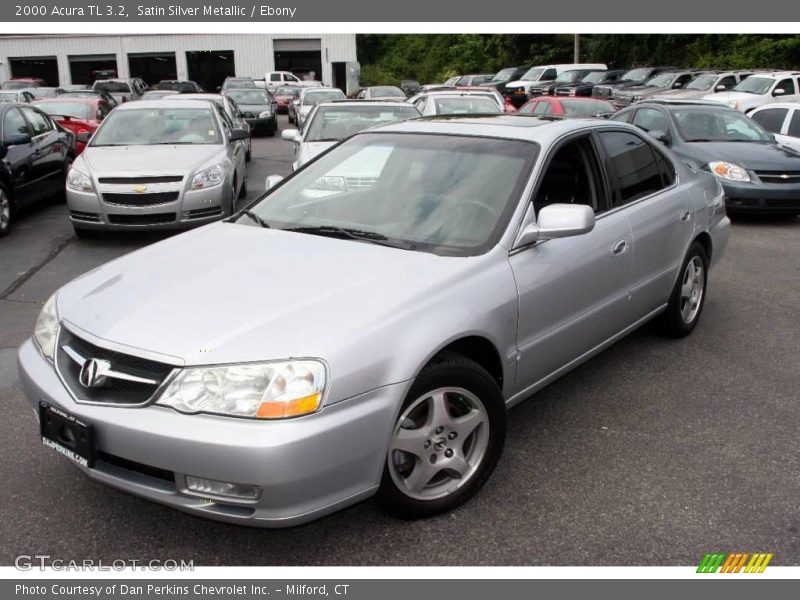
[32,98,113,154]
[273,85,301,113]
[517,96,615,118]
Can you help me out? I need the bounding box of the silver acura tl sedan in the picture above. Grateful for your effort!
[66,100,248,236]
[19,115,730,527]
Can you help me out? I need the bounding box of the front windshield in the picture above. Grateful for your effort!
[0,93,19,102]
[686,74,717,91]
[370,86,405,97]
[2,81,31,90]
[621,68,651,82]
[224,79,255,88]
[91,107,221,146]
[275,86,300,97]
[141,91,173,99]
[555,71,585,84]
[33,101,91,119]
[581,72,607,84]
[94,81,131,93]
[305,105,420,142]
[645,73,674,87]
[491,68,518,82]
[561,99,615,116]
[520,67,544,81]
[243,133,537,256]
[226,90,270,104]
[302,90,345,106]
[733,77,773,95]
[433,96,502,114]
[673,108,773,143]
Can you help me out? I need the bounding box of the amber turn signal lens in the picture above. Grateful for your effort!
[256,393,321,419]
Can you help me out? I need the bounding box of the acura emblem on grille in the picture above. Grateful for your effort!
[78,358,111,388]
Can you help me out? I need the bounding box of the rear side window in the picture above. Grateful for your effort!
[787,111,800,138]
[598,131,665,206]
[775,79,796,96]
[751,108,789,134]
[269,74,281,82]
[21,107,52,135]
[541,69,557,81]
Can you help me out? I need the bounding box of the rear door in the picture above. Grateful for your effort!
[596,128,695,318]
[20,106,64,190]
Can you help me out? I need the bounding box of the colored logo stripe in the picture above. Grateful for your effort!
[697,552,773,573]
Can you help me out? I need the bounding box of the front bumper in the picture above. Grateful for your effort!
[67,180,232,231]
[722,180,800,214]
[18,339,405,527]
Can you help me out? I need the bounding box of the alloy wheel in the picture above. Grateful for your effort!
[680,256,705,324]
[0,189,10,234]
[388,387,489,501]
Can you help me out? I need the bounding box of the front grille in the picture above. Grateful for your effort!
[70,210,100,222]
[755,171,800,184]
[103,192,180,206]
[98,176,183,184]
[108,213,176,225]
[55,327,175,406]
[186,206,223,219]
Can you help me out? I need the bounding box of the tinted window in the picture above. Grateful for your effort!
[717,76,736,90]
[632,108,670,134]
[269,74,281,82]
[541,69,557,81]
[654,150,676,187]
[775,79,796,96]
[789,111,800,138]
[21,108,51,135]
[599,131,664,206]
[3,108,29,138]
[751,108,789,134]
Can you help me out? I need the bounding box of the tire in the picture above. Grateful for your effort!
[658,241,709,338]
[376,353,506,520]
[0,182,13,237]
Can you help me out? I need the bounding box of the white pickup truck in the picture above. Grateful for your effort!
[264,71,322,89]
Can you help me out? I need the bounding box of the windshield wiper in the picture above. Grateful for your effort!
[240,210,271,228]
[284,226,412,249]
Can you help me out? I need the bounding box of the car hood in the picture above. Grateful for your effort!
[702,91,758,104]
[55,222,479,366]
[651,89,709,99]
[298,141,337,165]
[80,144,222,175]
[684,141,800,170]
[617,84,661,95]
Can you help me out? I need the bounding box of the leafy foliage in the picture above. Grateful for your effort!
[356,34,800,85]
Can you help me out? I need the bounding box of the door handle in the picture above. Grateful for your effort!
[679,209,692,223]
[611,239,628,257]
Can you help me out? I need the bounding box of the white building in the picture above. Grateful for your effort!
[0,34,358,92]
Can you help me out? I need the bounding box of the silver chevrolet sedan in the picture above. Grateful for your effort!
[19,115,730,527]
[66,100,248,236]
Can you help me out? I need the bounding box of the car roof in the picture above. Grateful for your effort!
[745,71,800,79]
[635,99,740,112]
[368,114,628,142]
[32,97,96,104]
[117,99,215,110]
[748,103,800,111]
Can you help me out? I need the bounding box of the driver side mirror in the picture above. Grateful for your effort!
[715,84,727,91]
[265,174,284,190]
[773,88,786,96]
[649,129,671,146]
[514,204,595,247]
[281,129,300,143]
[3,132,32,146]
[672,82,683,89]
[229,128,249,142]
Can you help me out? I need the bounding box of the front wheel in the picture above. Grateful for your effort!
[658,241,708,337]
[0,183,13,237]
[376,353,506,520]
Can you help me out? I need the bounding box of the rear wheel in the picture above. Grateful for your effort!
[658,241,708,337]
[376,353,506,520]
[0,183,13,237]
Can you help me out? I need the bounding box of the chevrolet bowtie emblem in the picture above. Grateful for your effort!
[132,185,147,193]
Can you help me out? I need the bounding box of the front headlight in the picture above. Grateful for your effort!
[34,293,59,361]
[190,164,225,190]
[66,168,93,193]
[156,360,327,419]
[709,161,750,182]
[258,109,271,118]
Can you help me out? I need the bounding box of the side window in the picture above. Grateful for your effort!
[21,108,51,136]
[533,136,607,214]
[774,79,796,96]
[533,101,551,115]
[717,76,736,90]
[654,149,676,187]
[598,131,665,207]
[674,74,693,88]
[788,111,800,138]
[96,102,111,121]
[286,73,300,83]
[269,73,281,82]
[632,108,670,134]
[3,108,30,138]
[541,69,557,81]
[228,98,244,118]
[751,108,789,134]
[610,109,633,124]
[216,106,233,132]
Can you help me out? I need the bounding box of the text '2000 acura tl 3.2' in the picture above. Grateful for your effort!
[19,114,730,527]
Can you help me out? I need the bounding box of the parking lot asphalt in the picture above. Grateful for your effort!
[1,115,799,566]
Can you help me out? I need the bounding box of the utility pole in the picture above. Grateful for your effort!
[574,34,581,63]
